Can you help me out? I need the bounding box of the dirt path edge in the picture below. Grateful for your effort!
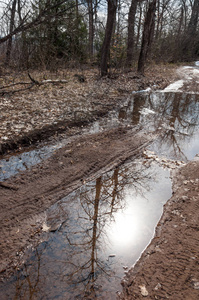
[119,155,199,299]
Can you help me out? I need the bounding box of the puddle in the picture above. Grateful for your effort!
[0,89,199,298]
[0,92,199,181]
[0,143,64,181]
[0,160,172,299]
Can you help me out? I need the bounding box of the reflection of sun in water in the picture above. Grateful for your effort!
[111,213,140,245]
[109,195,142,248]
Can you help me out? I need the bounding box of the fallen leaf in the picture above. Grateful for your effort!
[139,285,148,297]
[42,223,50,232]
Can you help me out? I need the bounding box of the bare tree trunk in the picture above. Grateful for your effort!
[136,2,143,51]
[155,0,160,40]
[5,0,17,65]
[100,0,117,77]
[137,0,156,74]
[182,0,199,60]
[177,6,184,37]
[75,0,79,18]
[182,0,188,29]
[87,0,94,57]
[187,0,199,36]
[126,0,138,67]
[91,177,101,277]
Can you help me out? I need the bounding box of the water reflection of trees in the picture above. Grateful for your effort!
[118,92,199,160]
[60,162,152,298]
[13,245,48,300]
[11,161,153,299]
[150,92,199,160]
[118,93,147,126]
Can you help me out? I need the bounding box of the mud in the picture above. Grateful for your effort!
[0,65,178,156]
[119,157,199,299]
[0,107,107,156]
[116,63,199,300]
[0,127,151,277]
[0,64,199,299]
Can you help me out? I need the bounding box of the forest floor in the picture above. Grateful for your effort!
[0,63,178,155]
[0,63,199,299]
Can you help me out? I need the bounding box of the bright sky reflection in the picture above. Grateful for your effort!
[105,165,172,267]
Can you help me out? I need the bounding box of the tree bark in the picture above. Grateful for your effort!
[182,0,199,60]
[100,0,117,77]
[126,0,138,67]
[187,0,199,36]
[136,1,143,51]
[87,0,94,57]
[5,0,17,65]
[137,0,156,74]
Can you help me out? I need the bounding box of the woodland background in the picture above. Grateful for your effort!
[0,0,199,76]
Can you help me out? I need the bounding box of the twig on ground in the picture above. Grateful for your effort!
[0,73,68,95]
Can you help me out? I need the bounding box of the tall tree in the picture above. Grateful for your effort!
[135,1,143,51]
[126,0,139,67]
[182,0,199,60]
[137,0,157,74]
[0,1,78,45]
[87,0,94,57]
[5,0,17,65]
[100,0,118,76]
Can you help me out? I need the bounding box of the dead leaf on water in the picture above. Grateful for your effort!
[42,223,50,232]
[139,284,149,297]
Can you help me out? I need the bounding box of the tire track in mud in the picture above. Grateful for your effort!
[0,126,153,275]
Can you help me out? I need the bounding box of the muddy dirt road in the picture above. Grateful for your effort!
[0,127,151,273]
[0,63,199,299]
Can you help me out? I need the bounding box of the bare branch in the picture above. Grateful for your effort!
[0,75,68,95]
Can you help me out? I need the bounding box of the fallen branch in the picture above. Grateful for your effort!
[0,83,35,95]
[28,72,68,86]
[0,74,68,95]
[41,79,68,84]
[28,72,40,85]
[0,82,31,89]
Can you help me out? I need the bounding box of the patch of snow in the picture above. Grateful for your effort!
[195,61,199,66]
[132,87,151,94]
[164,80,184,92]
[182,66,193,69]
[140,108,156,115]
[193,69,199,75]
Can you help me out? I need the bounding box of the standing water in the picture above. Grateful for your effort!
[0,91,199,299]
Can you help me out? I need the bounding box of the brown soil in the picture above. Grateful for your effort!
[0,64,178,156]
[0,64,199,299]
[0,127,151,278]
[118,64,199,300]
[119,157,199,300]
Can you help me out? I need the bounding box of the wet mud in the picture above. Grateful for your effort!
[0,108,108,156]
[0,85,199,299]
[0,127,151,277]
[0,160,172,299]
[119,157,199,300]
